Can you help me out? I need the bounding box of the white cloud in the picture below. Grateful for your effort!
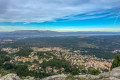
[0,0,120,23]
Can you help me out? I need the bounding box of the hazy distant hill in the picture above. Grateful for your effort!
[0,30,120,38]
[10,30,58,34]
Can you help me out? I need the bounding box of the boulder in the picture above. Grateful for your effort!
[110,67,120,79]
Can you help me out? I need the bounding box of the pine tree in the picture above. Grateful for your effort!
[111,54,120,69]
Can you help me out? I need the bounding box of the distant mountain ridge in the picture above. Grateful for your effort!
[10,30,59,35]
[0,30,120,38]
[12,30,57,33]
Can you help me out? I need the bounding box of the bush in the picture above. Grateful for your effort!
[88,67,100,75]
[71,71,79,75]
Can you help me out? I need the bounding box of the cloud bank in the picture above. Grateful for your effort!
[0,0,120,23]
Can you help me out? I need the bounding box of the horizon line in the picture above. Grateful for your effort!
[0,30,120,32]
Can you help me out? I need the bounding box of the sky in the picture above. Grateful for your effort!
[0,0,120,32]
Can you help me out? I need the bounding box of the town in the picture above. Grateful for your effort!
[1,47,113,73]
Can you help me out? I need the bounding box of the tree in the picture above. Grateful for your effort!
[16,65,29,77]
[3,63,14,70]
[0,54,10,66]
[111,54,120,69]
[15,48,33,57]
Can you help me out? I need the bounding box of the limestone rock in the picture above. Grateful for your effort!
[0,74,21,80]
[110,67,120,79]
[1,67,120,80]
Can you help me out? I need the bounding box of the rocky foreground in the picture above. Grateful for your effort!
[0,67,120,80]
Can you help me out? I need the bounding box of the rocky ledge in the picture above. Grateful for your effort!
[41,67,120,80]
[0,67,120,80]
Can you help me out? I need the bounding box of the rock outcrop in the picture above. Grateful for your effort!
[1,67,120,80]
[110,67,120,79]
[41,67,120,80]
[0,74,35,80]
[0,74,21,80]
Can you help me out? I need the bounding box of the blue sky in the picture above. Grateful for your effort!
[0,0,120,32]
